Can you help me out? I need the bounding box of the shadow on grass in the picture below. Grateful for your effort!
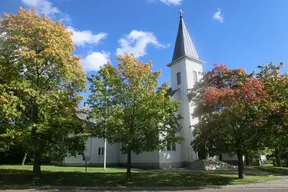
[204,168,271,176]
[0,169,238,189]
[253,166,288,176]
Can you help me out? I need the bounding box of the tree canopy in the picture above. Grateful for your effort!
[0,8,87,176]
[87,54,183,180]
[256,63,288,166]
[191,64,267,179]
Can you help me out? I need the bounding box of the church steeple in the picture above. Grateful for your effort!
[171,10,199,62]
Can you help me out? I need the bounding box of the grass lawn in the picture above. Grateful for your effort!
[0,165,277,189]
[252,164,288,175]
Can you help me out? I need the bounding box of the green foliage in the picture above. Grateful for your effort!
[87,54,183,179]
[0,8,87,175]
[257,63,288,157]
[191,64,268,179]
[191,62,287,177]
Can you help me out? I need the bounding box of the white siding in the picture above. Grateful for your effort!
[169,56,203,164]
[159,144,182,168]
[120,151,159,164]
[63,137,119,165]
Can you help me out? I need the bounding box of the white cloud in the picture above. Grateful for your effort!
[22,0,59,17]
[116,30,168,58]
[159,0,182,6]
[213,8,224,23]
[22,0,110,74]
[67,27,108,47]
[81,51,110,72]
[21,0,71,23]
[22,1,108,46]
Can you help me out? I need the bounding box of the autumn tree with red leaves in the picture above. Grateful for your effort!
[191,64,267,179]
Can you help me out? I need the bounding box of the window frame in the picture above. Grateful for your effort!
[177,72,181,85]
[192,70,198,82]
[98,147,104,156]
[166,142,176,151]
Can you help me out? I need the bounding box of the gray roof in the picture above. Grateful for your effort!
[165,88,179,97]
[170,88,179,97]
[171,15,199,62]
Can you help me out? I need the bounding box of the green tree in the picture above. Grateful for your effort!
[87,54,183,180]
[257,63,288,167]
[191,65,266,179]
[0,8,87,176]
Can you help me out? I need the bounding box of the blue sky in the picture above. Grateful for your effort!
[1,0,288,100]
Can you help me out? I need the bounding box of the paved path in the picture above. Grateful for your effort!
[2,177,288,192]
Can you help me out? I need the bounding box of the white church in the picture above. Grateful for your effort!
[63,11,228,168]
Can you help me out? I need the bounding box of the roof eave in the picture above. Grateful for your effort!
[167,55,205,67]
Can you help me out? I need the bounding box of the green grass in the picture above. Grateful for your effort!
[0,165,277,189]
[252,164,288,175]
[1,165,129,173]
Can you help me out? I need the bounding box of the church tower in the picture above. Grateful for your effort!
[167,10,204,165]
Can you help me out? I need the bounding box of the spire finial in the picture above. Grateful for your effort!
[178,9,184,18]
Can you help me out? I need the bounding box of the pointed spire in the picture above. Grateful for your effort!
[178,9,184,18]
[171,10,199,62]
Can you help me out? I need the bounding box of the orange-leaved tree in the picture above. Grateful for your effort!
[191,64,267,179]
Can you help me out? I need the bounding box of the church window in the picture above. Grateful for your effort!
[177,72,181,85]
[172,143,176,151]
[167,143,171,151]
[120,143,125,154]
[167,141,176,151]
[98,147,104,156]
[192,70,198,82]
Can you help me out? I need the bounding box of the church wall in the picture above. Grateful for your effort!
[89,138,119,164]
[170,59,190,165]
[170,59,186,90]
[185,58,203,90]
[181,58,203,164]
[63,137,119,165]
[169,58,202,165]
[159,143,182,168]
[119,150,160,169]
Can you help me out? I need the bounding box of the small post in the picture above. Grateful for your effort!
[85,157,87,178]
[21,153,28,166]
[81,153,88,179]
[104,139,107,170]
[104,85,108,170]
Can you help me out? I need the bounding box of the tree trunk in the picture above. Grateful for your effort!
[33,151,41,177]
[32,102,41,177]
[275,150,282,167]
[126,149,132,180]
[244,151,250,166]
[22,153,28,166]
[237,150,244,179]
